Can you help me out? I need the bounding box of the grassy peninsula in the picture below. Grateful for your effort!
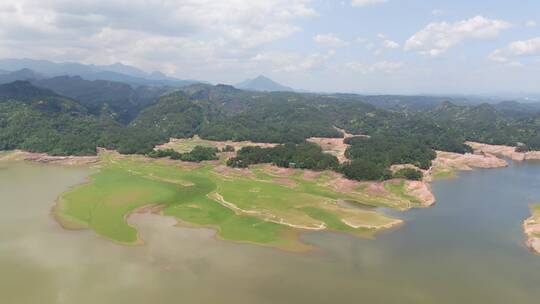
[53,149,427,251]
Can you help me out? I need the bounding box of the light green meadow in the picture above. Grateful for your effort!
[432,170,458,180]
[384,181,422,208]
[55,151,419,251]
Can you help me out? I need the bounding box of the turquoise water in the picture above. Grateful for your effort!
[1,160,539,303]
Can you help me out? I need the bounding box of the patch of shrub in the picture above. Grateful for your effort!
[393,168,423,181]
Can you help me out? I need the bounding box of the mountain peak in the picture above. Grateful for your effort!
[253,75,271,81]
[236,75,294,92]
[0,68,45,84]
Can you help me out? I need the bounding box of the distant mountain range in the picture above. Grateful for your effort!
[1,59,539,119]
[0,58,201,87]
[235,75,294,92]
[0,68,45,84]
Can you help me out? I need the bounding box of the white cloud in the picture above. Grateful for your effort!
[351,0,387,7]
[356,37,367,44]
[0,0,318,79]
[508,37,540,55]
[376,33,399,49]
[283,50,336,72]
[487,49,508,63]
[489,37,540,64]
[383,40,400,48]
[405,16,512,57]
[313,33,348,47]
[526,20,537,28]
[252,49,336,73]
[347,60,403,73]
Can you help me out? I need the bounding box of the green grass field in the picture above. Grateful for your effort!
[432,170,458,180]
[384,181,422,208]
[55,151,419,251]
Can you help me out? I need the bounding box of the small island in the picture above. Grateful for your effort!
[524,205,540,254]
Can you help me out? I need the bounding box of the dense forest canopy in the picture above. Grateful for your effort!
[1,80,539,180]
[344,135,436,170]
[227,143,339,170]
[148,146,219,162]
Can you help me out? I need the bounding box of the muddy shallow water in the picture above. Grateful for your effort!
[1,160,540,303]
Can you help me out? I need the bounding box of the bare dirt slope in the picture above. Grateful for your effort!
[467,142,540,161]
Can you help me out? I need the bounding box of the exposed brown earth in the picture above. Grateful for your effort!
[524,223,540,254]
[364,182,390,195]
[428,150,508,181]
[307,137,350,163]
[307,127,368,163]
[156,135,277,153]
[341,218,403,230]
[302,170,323,180]
[0,150,99,166]
[330,175,363,193]
[405,180,435,207]
[467,142,540,161]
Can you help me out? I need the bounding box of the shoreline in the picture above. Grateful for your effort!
[523,205,540,254]
[462,143,540,254]
[391,146,510,208]
[7,142,540,254]
[0,150,99,166]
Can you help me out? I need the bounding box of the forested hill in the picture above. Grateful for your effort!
[1,81,539,159]
[32,76,173,123]
[0,81,60,102]
[426,101,540,149]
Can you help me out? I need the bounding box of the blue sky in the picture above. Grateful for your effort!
[0,0,539,94]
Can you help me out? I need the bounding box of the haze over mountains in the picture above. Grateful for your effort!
[0,59,200,87]
[0,58,539,118]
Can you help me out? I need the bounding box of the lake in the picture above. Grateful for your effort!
[1,160,539,303]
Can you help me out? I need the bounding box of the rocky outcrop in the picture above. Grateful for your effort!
[405,180,436,207]
[433,150,508,170]
[467,142,540,161]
